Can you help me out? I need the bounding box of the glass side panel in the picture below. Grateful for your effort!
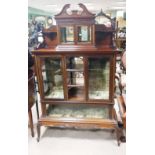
[60,26,74,43]
[41,57,64,99]
[66,57,85,100]
[88,57,110,100]
[77,26,91,43]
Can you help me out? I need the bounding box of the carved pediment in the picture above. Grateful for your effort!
[55,3,95,19]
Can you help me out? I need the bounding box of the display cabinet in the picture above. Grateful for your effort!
[33,3,121,145]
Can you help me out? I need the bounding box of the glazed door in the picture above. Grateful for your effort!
[39,56,65,99]
[87,56,111,101]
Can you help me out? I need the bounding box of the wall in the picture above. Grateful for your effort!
[28,7,53,22]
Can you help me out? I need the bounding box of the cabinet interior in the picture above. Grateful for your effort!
[41,56,111,101]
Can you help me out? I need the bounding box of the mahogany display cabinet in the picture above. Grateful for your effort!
[32,3,121,145]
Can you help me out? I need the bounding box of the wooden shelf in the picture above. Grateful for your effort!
[68,96,84,101]
[67,84,84,87]
[117,38,126,41]
[89,69,103,71]
[42,69,61,73]
[67,69,84,72]
[95,24,116,32]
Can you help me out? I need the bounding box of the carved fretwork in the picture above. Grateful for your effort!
[55,3,95,25]
[55,3,95,18]
[55,4,70,17]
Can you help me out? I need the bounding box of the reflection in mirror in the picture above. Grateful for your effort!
[88,57,110,100]
[77,26,91,42]
[60,26,74,43]
[41,57,64,99]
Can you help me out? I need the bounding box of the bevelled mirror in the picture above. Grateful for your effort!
[77,25,91,43]
[60,26,74,44]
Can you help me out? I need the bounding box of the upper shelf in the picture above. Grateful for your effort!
[95,24,116,32]
[67,69,84,72]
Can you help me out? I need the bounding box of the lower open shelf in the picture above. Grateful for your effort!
[38,104,117,130]
[46,104,109,119]
[37,104,119,144]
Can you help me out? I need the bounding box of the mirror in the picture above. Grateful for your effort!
[77,26,91,43]
[60,26,74,43]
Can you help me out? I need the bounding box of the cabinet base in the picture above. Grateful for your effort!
[36,117,120,146]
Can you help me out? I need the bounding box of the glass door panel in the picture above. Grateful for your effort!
[77,26,91,43]
[66,56,85,100]
[60,26,74,44]
[88,57,110,100]
[41,57,64,99]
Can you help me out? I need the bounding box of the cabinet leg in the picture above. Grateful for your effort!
[111,129,115,133]
[37,123,41,142]
[115,127,121,146]
[28,110,34,137]
[35,100,39,120]
[120,129,126,143]
[120,135,126,143]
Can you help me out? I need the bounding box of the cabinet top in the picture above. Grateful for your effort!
[34,3,117,52]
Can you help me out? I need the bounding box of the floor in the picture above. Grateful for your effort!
[29,126,125,155]
[28,96,126,155]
